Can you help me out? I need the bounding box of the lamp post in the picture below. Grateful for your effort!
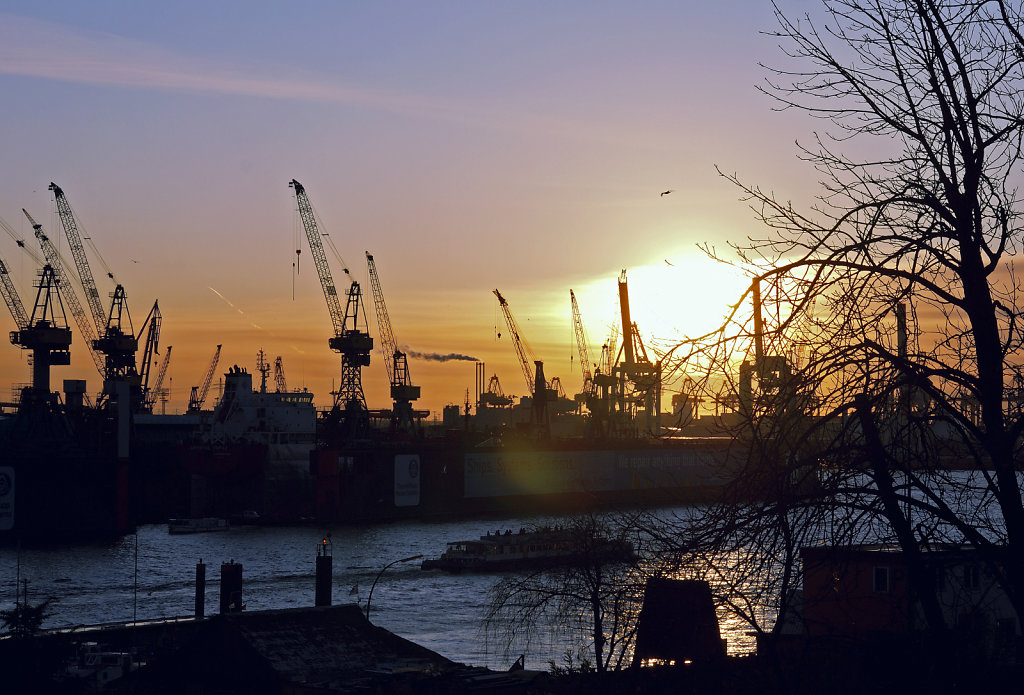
[365,554,423,620]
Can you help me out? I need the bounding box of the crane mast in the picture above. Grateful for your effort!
[366,252,420,430]
[336,282,372,411]
[4,262,72,398]
[23,208,105,375]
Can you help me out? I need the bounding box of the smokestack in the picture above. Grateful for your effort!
[753,279,764,375]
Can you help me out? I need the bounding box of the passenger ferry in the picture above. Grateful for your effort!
[420,526,636,573]
[167,517,230,534]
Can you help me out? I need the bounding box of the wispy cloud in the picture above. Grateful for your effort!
[0,13,462,119]
[0,13,651,148]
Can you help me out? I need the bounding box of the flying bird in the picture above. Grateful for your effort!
[660,189,674,196]
[665,259,674,266]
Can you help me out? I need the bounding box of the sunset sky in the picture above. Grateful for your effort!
[0,2,823,416]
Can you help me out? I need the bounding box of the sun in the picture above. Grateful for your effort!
[572,252,752,354]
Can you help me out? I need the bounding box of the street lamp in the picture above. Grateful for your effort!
[365,554,423,620]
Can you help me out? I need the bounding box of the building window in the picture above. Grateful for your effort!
[963,565,981,589]
[873,566,890,593]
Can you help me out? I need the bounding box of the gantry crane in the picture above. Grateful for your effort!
[188,344,222,413]
[366,252,420,431]
[23,209,105,375]
[289,179,372,424]
[50,183,142,404]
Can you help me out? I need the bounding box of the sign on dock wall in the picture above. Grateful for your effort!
[0,467,13,531]
[394,455,420,507]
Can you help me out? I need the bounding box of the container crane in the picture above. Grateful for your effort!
[289,179,372,420]
[49,183,142,401]
[188,344,222,413]
[366,252,420,431]
[23,208,105,375]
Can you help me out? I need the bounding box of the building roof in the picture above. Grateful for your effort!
[121,604,461,694]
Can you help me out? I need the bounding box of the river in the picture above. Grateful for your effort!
[0,510,755,670]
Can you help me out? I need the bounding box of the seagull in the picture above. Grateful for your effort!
[660,189,674,196]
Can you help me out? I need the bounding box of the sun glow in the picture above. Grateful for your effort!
[572,252,752,353]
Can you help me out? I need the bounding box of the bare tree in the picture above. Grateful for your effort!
[656,0,1024,658]
[483,514,646,672]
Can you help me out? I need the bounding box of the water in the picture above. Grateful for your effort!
[0,510,753,669]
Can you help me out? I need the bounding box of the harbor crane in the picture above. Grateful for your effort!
[570,290,595,399]
[493,289,540,394]
[1,258,72,400]
[50,183,142,396]
[612,270,661,434]
[23,208,105,375]
[366,252,420,432]
[188,344,222,413]
[289,179,372,427]
[137,300,162,412]
[493,288,564,429]
[145,345,172,413]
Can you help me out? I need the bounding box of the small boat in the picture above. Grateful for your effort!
[167,517,231,534]
[420,526,636,573]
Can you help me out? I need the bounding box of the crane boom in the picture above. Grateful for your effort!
[23,208,105,375]
[289,179,345,337]
[49,182,106,334]
[189,344,222,412]
[146,345,172,412]
[366,252,398,385]
[366,252,419,428]
[0,257,29,330]
[570,290,594,397]
[493,289,537,393]
[137,300,161,406]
